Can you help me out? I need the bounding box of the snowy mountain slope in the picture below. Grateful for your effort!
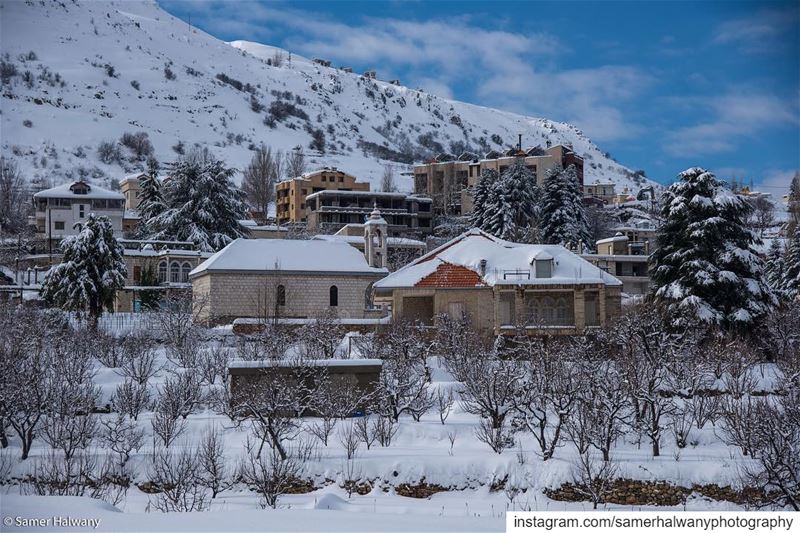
[0,0,655,195]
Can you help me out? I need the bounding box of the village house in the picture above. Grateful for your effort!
[583,181,617,204]
[33,180,126,257]
[275,168,369,226]
[372,229,622,335]
[413,142,584,215]
[581,233,650,295]
[189,221,389,325]
[114,239,212,312]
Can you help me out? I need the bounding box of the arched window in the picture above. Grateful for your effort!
[158,261,167,283]
[329,285,338,307]
[181,262,192,283]
[170,262,180,283]
[276,284,286,307]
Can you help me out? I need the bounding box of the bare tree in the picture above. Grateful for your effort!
[100,414,144,467]
[373,415,398,447]
[571,452,619,510]
[738,394,800,510]
[354,416,378,450]
[116,333,161,385]
[241,144,283,220]
[381,164,397,192]
[435,388,454,425]
[297,311,346,360]
[111,380,151,420]
[338,421,361,460]
[285,146,306,180]
[239,438,306,509]
[148,446,208,512]
[41,374,100,461]
[0,156,30,236]
[198,424,233,498]
[151,386,189,448]
[197,341,231,386]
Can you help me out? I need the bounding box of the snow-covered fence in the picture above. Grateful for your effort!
[68,312,153,335]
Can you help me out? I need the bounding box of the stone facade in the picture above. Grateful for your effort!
[383,284,621,336]
[193,271,383,325]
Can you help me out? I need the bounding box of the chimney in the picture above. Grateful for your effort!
[479,259,487,277]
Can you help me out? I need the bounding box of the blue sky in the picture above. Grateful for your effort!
[158,0,799,193]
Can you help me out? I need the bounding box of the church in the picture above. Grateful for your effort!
[189,208,391,326]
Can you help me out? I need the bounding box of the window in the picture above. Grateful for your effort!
[329,285,338,307]
[321,176,327,182]
[133,266,141,283]
[338,176,344,183]
[78,204,85,219]
[181,262,192,282]
[535,259,552,279]
[54,221,65,230]
[158,261,167,283]
[276,285,286,306]
[584,292,600,327]
[526,292,574,326]
[170,262,180,283]
[499,292,515,326]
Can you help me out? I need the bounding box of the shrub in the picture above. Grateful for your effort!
[120,131,153,160]
[130,80,140,90]
[164,65,175,80]
[97,140,122,164]
[267,100,308,123]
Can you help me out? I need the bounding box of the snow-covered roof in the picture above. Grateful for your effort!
[34,181,124,200]
[596,234,629,245]
[305,190,407,200]
[374,229,622,289]
[228,358,383,369]
[189,238,388,277]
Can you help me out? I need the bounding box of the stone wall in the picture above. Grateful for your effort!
[193,271,384,325]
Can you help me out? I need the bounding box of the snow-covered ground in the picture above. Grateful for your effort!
[0,0,655,194]
[2,322,772,533]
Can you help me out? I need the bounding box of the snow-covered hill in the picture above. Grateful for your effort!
[0,0,654,194]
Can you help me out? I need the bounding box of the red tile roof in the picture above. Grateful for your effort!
[415,262,487,288]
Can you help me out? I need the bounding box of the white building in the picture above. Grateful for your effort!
[33,180,125,252]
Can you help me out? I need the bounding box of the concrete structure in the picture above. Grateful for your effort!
[373,229,622,335]
[238,220,289,239]
[364,207,388,268]
[413,143,584,215]
[228,359,382,416]
[189,238,388,325]
[275,168,369,226]
[119,173,144,211]
[583,181,616,204]
[33,180,125,257]
[304,190,433,234]
[582,233,650,295]
[114,239,212,312]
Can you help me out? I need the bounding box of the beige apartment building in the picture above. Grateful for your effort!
[413,144,584,215]
[276,168,369,225]
[373,229,622,336]
[119,173,144,211]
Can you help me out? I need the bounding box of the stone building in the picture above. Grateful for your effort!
[275,168,369,226]
[190,237,388,325]
[373,229,622,335]
[413,143,584,215]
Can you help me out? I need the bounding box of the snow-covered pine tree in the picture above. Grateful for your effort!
[500,159,538,241]
[470,168,496,229]
[483,181,514,239]
[650,167,776,331]
[539,165,591,250]
[149,153,248,252]
[782,225,800,298]
[763,237,786,295]
[137,157,165,236]
[40,214,127,327]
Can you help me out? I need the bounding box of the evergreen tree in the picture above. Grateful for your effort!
[149,153,248,252]
[650,167,776,331]
[763,238,786,294]
[137,158,164,236]
[782,225,800,298]
[40,214,127,327]
[483,181,514,239]
[470,169,495,229]
[138,262,161,310]
[501,159,538,240]
[539,165,591,250]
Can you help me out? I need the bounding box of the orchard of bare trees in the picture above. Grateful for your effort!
[1,297,798,511]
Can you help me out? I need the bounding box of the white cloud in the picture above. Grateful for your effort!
[713,7,799,53]
[665,92,800,156]
[172,1,647,144]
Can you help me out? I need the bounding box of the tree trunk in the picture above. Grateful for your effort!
[650,404,660,457]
